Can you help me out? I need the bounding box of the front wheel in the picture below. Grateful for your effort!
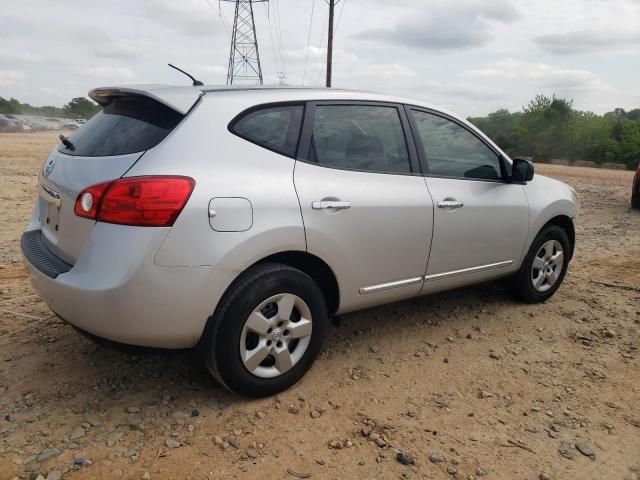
[506,225,570,303]
[203,263,329,397]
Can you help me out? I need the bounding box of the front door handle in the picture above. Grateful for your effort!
[312,200,351,210]
[437,199,464,209]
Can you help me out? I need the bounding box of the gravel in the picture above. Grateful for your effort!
[575,441,595,458]
[559,440,574,459]
[165,438,181,449]
[430,452,446,463]
[0,148,637,480]
[69,426,85,441]
[36,448,60,462]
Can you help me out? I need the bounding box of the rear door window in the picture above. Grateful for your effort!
[310,105,411,174]
[58,96,184,157]
[231,105,304,157]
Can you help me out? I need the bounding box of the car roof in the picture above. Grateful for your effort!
[201,85,453,114]
[89,83,456,118]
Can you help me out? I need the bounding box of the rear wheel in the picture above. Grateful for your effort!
[203,263,328,397]
[506,225,570,303]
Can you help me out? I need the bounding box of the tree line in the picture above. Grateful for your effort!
[469,95,640,170]
[0,96,101,120]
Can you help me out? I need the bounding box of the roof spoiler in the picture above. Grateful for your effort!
[89,85,204,115]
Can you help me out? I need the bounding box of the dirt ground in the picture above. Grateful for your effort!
[0,131,639,480]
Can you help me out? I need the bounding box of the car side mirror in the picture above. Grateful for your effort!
[512,158,534,182]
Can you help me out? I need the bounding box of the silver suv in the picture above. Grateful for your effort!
[22,85,578,397]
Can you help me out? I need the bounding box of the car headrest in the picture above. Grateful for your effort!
[345,134,384,168]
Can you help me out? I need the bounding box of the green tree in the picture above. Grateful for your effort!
[628,109,640,122]
[468,94,640,169]
[515,95,573,161]
[63,97,101,119]
[0,97,23,114]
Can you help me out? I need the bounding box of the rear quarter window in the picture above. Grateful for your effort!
[230,105,304,158]
[58,96,184,157]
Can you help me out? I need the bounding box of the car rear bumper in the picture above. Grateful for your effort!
[21,225,239,348]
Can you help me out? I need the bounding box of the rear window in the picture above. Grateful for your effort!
[230,104,304,158]
[58,96,183,157]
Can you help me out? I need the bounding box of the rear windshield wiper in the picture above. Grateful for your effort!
[59,134,75,151]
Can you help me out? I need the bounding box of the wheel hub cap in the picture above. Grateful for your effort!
[239,293,313,379]
[531,239,564,293]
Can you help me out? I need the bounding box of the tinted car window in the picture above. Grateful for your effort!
[411,110,502,180]
[311,105,411,174]
[232,105,304,157]
[58,96,183,157]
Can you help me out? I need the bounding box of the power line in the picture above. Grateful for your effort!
[264,0,287,84]
[272,0,287,77]
[302,0,316,85]
[204,0,232,39]
[334,0,347,37]
[267,3,283,76]
[309,6,328,86]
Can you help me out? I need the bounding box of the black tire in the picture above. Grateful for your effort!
[202,263,328,397]
[632,194,640,210]
[506,225,571,304]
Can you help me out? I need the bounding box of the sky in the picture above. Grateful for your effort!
[0,0,639,117]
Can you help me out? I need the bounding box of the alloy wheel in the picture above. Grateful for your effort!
[239,293,313,378]
[531,239,564,293]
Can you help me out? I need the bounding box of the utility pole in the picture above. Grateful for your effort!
[325,0,336,88]
[222,0,268,85]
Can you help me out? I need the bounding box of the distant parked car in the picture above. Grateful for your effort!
[0,114,21,133]
[22,85,579,397]
[632,163,640,209]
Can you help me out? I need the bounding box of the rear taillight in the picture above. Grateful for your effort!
[74,181,111,220]
[74,176,195,227]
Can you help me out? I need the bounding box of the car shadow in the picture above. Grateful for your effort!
[78,280,514,396]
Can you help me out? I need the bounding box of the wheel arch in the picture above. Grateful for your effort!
[540,215,575,260]
[195,250,340,361]
[252,250,341,315]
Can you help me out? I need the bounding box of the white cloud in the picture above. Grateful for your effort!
[0,70,24,87]
[535,30,640,54]
[441,83,503,100]
[354,0,520,50]
[142,0,225,37]
[92,43,141,61]
[464,59,609,92]
[0,50,41,65]
[78,67,134,81]
[187,64,227,76]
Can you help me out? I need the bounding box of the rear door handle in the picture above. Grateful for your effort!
[312,200,351,210]
[437,199,464,209]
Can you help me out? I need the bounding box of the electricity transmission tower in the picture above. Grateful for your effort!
[222,0,268,85]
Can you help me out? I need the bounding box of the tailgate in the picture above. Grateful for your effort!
[36,91,193,264]
[38,150,143,263]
